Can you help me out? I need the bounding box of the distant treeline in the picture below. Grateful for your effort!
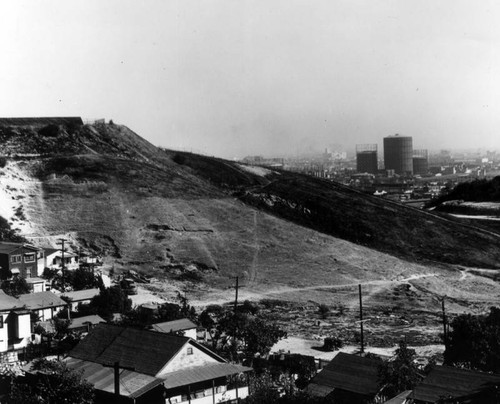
[430,176,500,206]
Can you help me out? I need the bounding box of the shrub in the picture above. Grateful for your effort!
[173,153,186,165]
[318,304,330,319]
[323,336,343,351]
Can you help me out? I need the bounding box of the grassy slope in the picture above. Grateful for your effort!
[3,123,500,292]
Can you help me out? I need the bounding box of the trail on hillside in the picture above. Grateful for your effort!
[190,273,437,307]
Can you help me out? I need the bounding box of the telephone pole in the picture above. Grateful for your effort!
[442,296,447,347]
[57,238,67,289]
[359,284,364,354]
[234,276,239,313]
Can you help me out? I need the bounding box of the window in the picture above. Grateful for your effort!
[24,253,35,263]
[26,267,32,278]
[187,347,193,355]
[11,255,21,263]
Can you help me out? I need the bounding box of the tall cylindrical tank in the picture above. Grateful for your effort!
[412,149,428,175]
[356,144,378,174]
[383,135,413,175]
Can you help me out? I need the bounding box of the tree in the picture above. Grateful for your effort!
[444,307,500,372]
[378,341,422,398]
[80,285,132,321]
[9,358,94,404]
[318,304,330,319]
[2,277,30,297]
[199,304,287,361]
[69,267,98,291]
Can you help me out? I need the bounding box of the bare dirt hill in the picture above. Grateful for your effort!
[1,122,500,344]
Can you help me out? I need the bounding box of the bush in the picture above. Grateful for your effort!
[0,157,7,168]
[323,337,343,351]
[318,304,330,319]
[173,153,186,165]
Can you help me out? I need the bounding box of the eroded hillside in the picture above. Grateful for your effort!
[0,122,499,310]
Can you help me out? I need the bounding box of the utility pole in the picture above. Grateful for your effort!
[234,276,239,313]
[359,284,364,354]
[442,296,447,347]
[103,362,135,397]
[57,238,67,290]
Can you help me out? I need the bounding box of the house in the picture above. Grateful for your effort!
[0,242,45,279]
[44,249,79,271]
[61,288,100,311]
[0,290,33,356]
[150,318,198,340]
[410,365,500,403]
[38,314,105,335]
[18,291,67,321]
[66,323,252,404]
[306,352,383,404]
[25,277,47,293]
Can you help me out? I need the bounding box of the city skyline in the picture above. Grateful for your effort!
[1,1,500,159]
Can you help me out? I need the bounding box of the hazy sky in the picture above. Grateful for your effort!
[1,1,499,158]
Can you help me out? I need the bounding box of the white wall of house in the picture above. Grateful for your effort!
[36,306,63,321]
[11,313,32,350]
[168,386,249,404]
[157,342,219,377]
[0,313,9,352]
[183,328,197,340]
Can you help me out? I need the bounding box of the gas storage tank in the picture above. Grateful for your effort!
[383,134,413,175]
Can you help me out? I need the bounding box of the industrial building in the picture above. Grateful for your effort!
[413,149,429,176]
[356,144,378,174]
[383,134,413,175]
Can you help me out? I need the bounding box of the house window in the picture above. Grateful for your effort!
[26,267,32,278]
[11,255,21,263]
[187,347,193,355]
[24,253,35,263]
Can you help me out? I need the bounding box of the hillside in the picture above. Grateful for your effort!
[1,122,500,270]
[2,120,500,346]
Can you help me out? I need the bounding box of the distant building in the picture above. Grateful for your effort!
[0,290,32,355]
[384,134,413,175]
[61,288,100,311]
[356,144,378,174]
[150,318,198,340]
[44,248,79,270]
[413,149,429,176]
[0,242,45,280]
[17,291,66,321]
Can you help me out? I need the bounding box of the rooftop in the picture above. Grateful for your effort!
[0,242,41,254]
[308,352,382,397]
[70,324,199,376]
[18,291,67,310]
[65,357,163,399]
[412,365,500,403]
[62,288,100,302]
[150,318,197,333]
[0,290,21,311]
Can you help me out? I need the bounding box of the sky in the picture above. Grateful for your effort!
[1,0,499,159]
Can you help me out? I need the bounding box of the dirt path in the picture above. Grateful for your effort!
[190,273,437,307]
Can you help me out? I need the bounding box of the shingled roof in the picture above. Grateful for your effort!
[0,242,41,254]
[412,365,500,403]
[150,318,197,333]
[69,323,209,376]
[308,352,382,397]
[18,291,66,310]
